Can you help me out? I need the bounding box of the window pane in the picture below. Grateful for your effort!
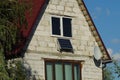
[63,18,72,37]
[46,62,53,80]
[55,62,63,80]
[52,17,60,35]
[74,64,80,80]
[65,63,72,80]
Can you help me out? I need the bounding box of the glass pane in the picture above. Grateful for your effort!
[55,62,63,80]
[46,62,53,80]
[52,17,60,35]
[63,18,72,37]
[58,39,73,50]
[65,63,72,80]
[74,64,80,80]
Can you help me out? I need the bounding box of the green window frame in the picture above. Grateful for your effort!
[45,59,82,80]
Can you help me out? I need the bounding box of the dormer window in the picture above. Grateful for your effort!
[51,16,72,37]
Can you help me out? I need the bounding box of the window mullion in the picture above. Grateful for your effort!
[61,17,63,36]
[80,63,82,80]
[45,62,47,80]
[63,62,65,80]
[72,63,74,80]
[53,62,55,80]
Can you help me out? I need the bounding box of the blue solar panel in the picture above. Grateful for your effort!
[57,38,73,52]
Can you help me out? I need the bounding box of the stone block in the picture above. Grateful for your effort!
[51,0,59,5]
[65,7,72,12]
[73,8,80,13]
[48,43,56,48]
[57,5,64,11]
[28,46,36,51]
[66,2,74,7]
[48,4,57,10]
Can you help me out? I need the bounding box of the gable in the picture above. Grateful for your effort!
[26,0,111,62]
[7,0,111,63]
[23,0,110,79]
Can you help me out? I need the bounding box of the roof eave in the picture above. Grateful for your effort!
[77,0,112,62]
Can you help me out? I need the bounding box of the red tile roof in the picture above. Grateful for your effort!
[6,0,46,59]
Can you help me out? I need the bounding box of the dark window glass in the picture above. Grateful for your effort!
[57,38,73,52]
[52,17,60,35]
[63,18,72,37]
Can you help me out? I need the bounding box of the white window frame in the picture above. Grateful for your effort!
[50,15,72,38]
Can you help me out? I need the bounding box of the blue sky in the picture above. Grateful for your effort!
[84,0,120,61]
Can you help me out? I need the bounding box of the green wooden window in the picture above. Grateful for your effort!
[45,60,81,80]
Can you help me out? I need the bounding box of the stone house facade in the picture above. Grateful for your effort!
[23,0,111,80]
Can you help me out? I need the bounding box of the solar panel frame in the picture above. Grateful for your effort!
[57,38,73,52]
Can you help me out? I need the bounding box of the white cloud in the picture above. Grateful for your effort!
[107,48,113,56]
[107,48,120,61]
[91,13,97,19]
[106,8,110,16]
[113,53,120,61]
[95,7,102,13]
[111,39,120,44]
[91,7,102,19]
[91,7,110,19]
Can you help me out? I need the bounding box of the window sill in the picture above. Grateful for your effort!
[51,35,72,39]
